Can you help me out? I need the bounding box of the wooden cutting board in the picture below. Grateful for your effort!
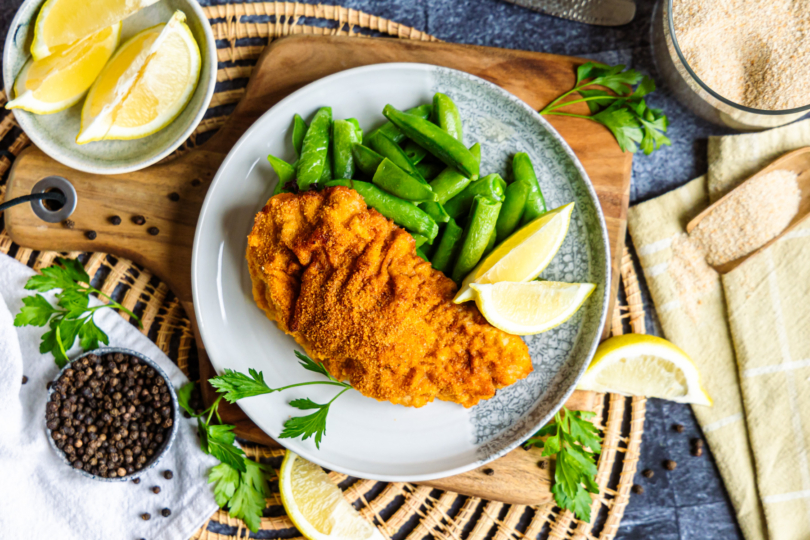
[4,35,631,505]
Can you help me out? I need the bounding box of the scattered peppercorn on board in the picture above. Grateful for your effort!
[4,34,631,504]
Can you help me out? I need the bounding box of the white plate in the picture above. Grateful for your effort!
[192,63,610,481]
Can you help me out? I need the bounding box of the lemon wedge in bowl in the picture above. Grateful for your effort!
[280,451,386,540]
[6,23,120,114]
[469,281,595,335]
[454,202,574,304]
[577,334,712,406]
[30,0,159,60]
[77,10,201,144]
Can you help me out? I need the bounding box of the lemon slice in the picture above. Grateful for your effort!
[279,451,386,540]
[455,202,574,303]
[577,334,712,406]
[31,0,159,60]
[469,281,594,335]
[77,10,200,144]
[6,23,120,115]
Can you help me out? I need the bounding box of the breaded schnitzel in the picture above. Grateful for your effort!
[246,186,532,408]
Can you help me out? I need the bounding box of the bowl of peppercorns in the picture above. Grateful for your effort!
[45,348,179,481]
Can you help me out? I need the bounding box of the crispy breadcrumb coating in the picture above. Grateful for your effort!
[246,186,532,408]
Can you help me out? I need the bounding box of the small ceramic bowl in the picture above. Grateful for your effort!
[46,347,180,482]
[2,0,217,174]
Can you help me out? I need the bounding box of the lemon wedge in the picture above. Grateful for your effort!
[455,202,574,303]
[577,334,712,406]
[31,0,159,60]
[77,10,200,144]
[469,281,594,335]
[6,23,120,114]
[279,451,386,540]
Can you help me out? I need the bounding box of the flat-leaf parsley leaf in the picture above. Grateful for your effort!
[525,407,603,523]
[14,257,141,367]
[540,62,670,155]
[187,351,354,531]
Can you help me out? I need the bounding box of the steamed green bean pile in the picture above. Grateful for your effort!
[267,93,547,283]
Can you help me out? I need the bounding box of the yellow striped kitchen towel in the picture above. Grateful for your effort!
[627,176,767,540]
[628,117,810,540]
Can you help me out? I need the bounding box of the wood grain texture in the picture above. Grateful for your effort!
[4,34,630,505]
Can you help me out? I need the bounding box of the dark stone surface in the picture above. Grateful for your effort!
[0,0,748,537]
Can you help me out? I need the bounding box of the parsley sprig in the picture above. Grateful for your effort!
[540,62,671,155]
[179,351,353,531]
[525,407,603,523]
[13,257,142,367]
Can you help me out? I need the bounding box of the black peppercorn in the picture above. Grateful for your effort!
[45,353,173,479]
[168,192,180,202]
[22,375,28,384]
[141,513,151,521]
[631,484,644,495]
[109,215,121,225]
[161,508,171,517]
[641,469,654,479]
[692,438,704,448]
[147,227,159,236]
[482,468,494,476]
[538,460,547,470]
[132,477,140,484]
[132,215,146,225]
[163,470,173,480]
[191,179,201,186]
[85,230,97,240]
[664,460,677,471]
[152,486,161,494]
[673,424,684,433]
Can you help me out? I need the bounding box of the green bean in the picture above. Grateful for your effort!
[416,247,430,261]
[383,105,479,180]
[451,196,502,283]
[372,159,436,203]
[483,228,497,257]
[291,114,307,156]
[513,153,547,225]
[351,144,384,177]
[367,131,426,183]
[420,235,437,259]
[444,173,506,219]
[432,93,463,142]
[415,160,445,181]
[332,120,358,180]
[268,154,296,195]
[347,118,363,141]
[403,139,429,165]
[430,218,463,274]
[320,137,333,183]
[495,180,531,242]
[411,233,429,248]
[418,201,450,224]
[364,104,432,145]
[296,107,331,189]
[326,179,438,241]
[429,143,481,204]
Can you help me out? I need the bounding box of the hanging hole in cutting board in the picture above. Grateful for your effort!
[30,176,76,223]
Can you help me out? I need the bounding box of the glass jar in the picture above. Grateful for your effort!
[652,0,810,131]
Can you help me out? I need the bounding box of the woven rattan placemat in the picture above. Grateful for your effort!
[0,4,646,538]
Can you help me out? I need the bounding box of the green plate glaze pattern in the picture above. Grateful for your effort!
[429,68,609,462]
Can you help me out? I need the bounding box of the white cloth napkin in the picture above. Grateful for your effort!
[0,254,219,540]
